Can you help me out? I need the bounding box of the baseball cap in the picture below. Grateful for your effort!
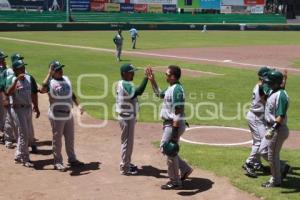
[0,51,8,59]
[50,60,65,71]
[11,53,24,63]
[12,60,27,69]
[120,64,138,73]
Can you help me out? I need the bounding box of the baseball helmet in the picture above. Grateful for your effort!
[257,66,270,78]
[0,51,8,60]
[11,53,24,63]
[49,60,65,71]
[264,70,283,85]
[162,141,179,157]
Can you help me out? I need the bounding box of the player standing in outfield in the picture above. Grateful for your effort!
[243,67,271,178]
[39,60,84,172]
[129,27,138,49]
[146,66,193,190]
[0,51,8,143]
[113,29,123,62]
[115,64,148,175]
[6,60,40,167]
[261,70,290,188]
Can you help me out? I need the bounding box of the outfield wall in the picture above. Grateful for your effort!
[0,22,300,31]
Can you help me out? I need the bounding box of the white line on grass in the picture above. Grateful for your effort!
[181,126,252,146]
[1,36,300,73]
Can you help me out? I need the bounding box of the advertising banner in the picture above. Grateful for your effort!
[148,4,162,12]
[105,3,120,11]
[220,5,231,13]
[90,2,105,11]
[248,5,264,13]
[70,0,90,11]
[132,0,176,5]
[134,4,147,12]
[231,5,247,13]
[177,0,200,8]
[244,0,264,5]
[7,0,44,10]
[221,0,244,6]
[201,0,220,10]
[92,0,108,3]
[120,3,134,12]
[162,4,176,13]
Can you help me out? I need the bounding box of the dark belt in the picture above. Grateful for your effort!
[54,110,71,114]
[13,104,31,109]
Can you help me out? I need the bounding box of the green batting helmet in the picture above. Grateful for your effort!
[162,141,179,157]
[11,53,24,63]
[264,70,283,85]
[0,51,8,60]
[257,66,270,78]
[49,60,65,71]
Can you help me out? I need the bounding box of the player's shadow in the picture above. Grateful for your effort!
[34,149,52,156]
[69,161,101,176]
[137,165,168,178]
[32,158,54,170]
[177,177,214,196]
[281,166,300,194]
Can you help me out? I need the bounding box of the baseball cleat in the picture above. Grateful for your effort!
[161,182,183,190]
[261,181,280,188]
[244,163,258,178]
[5,141,14,149]
[23,161,34,168]
[54,163,67,172]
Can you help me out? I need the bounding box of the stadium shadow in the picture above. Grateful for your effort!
[177,178,214,196]
[69,161,101,176]
[281,166,300,194]
[137,165,168,178]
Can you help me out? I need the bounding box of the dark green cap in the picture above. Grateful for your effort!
[264,70,283,85]
[12,60,27,69]
[50,60,65,71]
[11,53,24,63]
[257,66,270,78]
[120,63,138,73]
[0,51,8,59]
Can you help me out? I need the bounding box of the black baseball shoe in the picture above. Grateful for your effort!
[243,162,258,178]
[161,182,183,190]
[261,181,280,188]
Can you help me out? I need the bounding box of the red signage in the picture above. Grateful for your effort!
[91,0,108,3]
[134,4,148,13]
[90,2,105,11]
[244,0,265,5]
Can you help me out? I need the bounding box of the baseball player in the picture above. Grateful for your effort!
[146,66,193,190]
[6,59,40,167]
[115,63,148,175]
[261,70,290,188]
[243,67,271,178]
[39,60,84,172]
[113,29,123,62]
[129,27,138,49]
[10,53,38,153]
[0,51,8,143]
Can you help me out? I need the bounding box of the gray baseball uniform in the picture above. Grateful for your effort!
[115,77,147,174]
[246,83,269,166]
[113,33,123,62]
[158,83,192,186]
[6,74,38,162]
[264,89,289,185]
[47,75,77,165]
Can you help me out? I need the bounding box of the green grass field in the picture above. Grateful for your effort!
[1,30,299,199]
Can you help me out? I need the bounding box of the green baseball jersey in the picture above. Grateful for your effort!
[265,89,289,125]
[160,83,185,120]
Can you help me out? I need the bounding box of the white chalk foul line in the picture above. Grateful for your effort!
[1,36,300,73]
[180,126,252,146]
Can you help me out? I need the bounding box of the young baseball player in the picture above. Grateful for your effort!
[129,27,138,49]
[243,67,271,178]
[115,63,148,175]
[39,60,84,172]
[261,70,290,188]
[113,29,123,62]
[146,66,193,190]
[6,59,40,167]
